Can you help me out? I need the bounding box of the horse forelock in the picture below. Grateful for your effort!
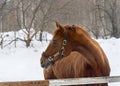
[52,25,70,40]
[53,27,64,38]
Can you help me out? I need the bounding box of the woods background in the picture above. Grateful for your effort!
[0,0,120,46]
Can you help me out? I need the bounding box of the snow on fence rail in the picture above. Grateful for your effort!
[0,76,120,86]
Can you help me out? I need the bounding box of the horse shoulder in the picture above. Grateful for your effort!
[44,66,57,79]
[52,51,86,78]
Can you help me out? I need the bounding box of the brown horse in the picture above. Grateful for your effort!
[40,22,110,86]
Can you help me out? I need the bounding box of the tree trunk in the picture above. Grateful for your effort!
[111,22,119,38]
[39,30,43,41]
[26,32,31,47]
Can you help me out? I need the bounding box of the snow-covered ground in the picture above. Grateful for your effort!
[0,30,120,86]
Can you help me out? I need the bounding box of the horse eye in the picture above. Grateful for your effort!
[53,40,58,46]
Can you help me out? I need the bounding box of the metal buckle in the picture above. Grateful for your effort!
[48,57,53,62]
[48,57,55,65]
[63,40,67,45]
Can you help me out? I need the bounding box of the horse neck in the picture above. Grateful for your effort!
[72,33,105,59]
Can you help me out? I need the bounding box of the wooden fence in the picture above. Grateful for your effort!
[0,76,120,86]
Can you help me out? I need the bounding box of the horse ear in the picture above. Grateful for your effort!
[55,21,64,32]
[71,25,76,32]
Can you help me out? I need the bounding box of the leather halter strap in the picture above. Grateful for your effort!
[42,39,67,65]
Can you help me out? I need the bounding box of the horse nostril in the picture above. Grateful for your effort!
[41,61,43,64]
[41,61,45,68]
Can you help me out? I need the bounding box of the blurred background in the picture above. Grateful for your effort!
[0,0,120,48]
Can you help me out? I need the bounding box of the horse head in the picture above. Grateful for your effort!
[40,21,77,68]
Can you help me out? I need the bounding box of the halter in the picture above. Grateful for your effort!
[42,29,68,65]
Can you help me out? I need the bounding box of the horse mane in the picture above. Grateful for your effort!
[74,25,105,56]
[71,25,109,73]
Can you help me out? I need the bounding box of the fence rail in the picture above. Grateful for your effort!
[49,76,120,86]
[0,76,120,86]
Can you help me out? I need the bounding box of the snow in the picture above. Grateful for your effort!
[0,30,120,85]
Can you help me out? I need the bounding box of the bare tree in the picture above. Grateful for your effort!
[0,0,7,32]
[15,0,41,47]
[0,0,7,49]
[92,0,120,38]
[15,0,73,47]
[105,0,119,38]
[36,0,73,41]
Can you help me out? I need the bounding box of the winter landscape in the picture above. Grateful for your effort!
[0,30,120,86]
[0,0,120,86]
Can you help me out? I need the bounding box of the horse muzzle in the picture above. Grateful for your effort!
[40,61,50,69]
